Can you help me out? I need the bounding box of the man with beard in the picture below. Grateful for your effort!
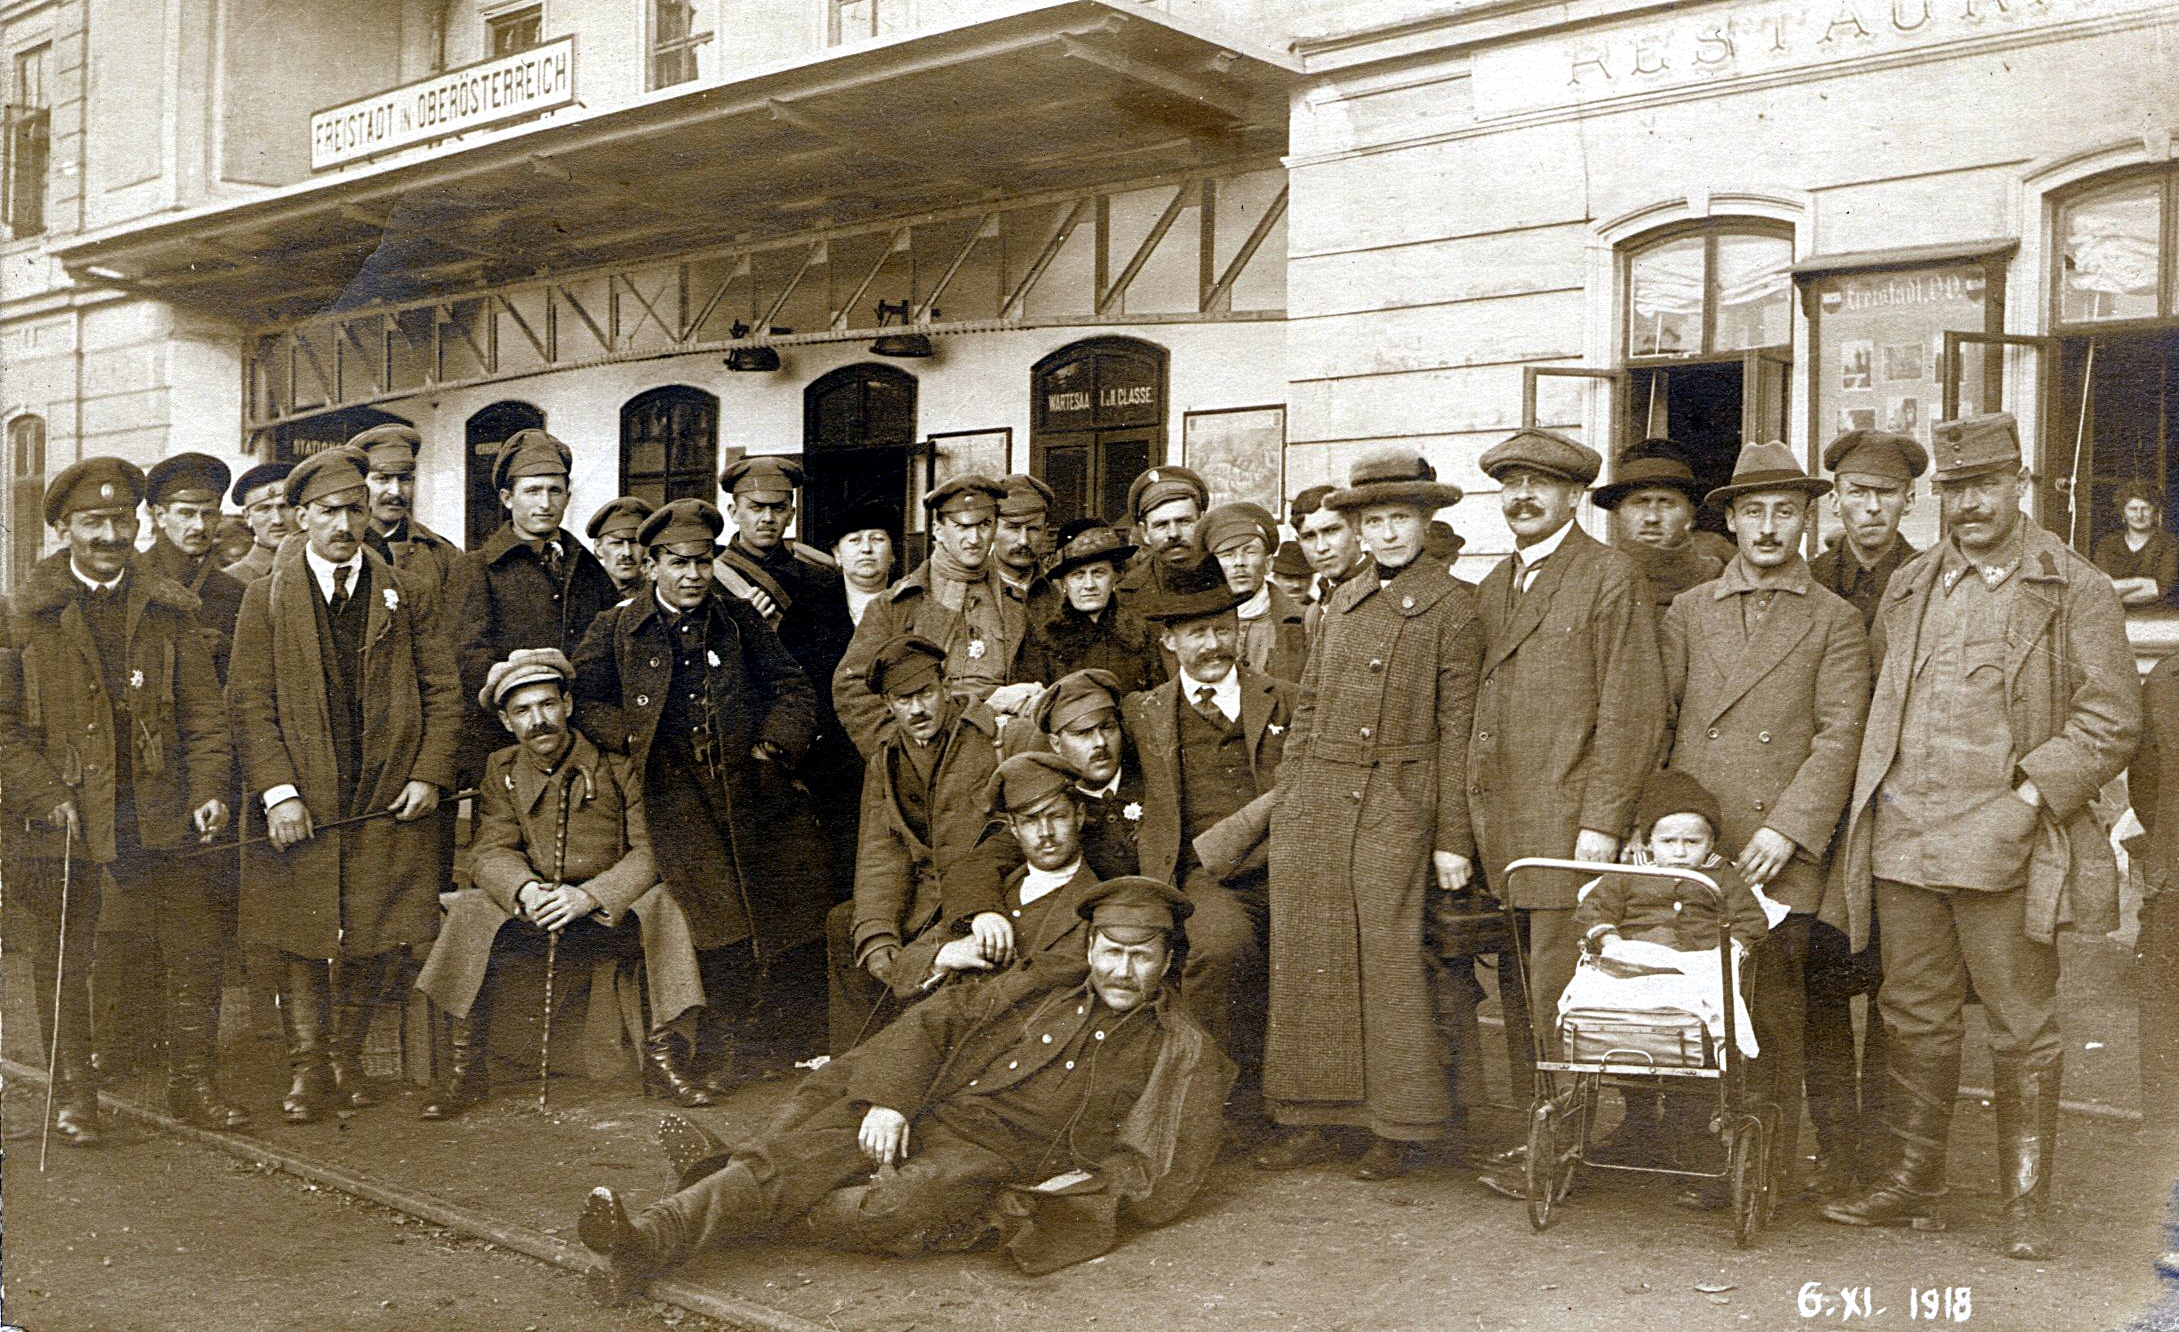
[351,424,459,601]
[0,458,241,1140]
[571,499,828,1093]
[1594,444,1723,608]
[412,649,707,1116]
[586,496,655,599]
[830,500,898,627]
[1199,502,1309,683]
[1011,525,1163,696]
[1116,466,1211,610]
[835,475,1023,759]
[229,447,462,1124]
[826,634,1004,1053]
[222,460,296,585]
[1812,429,1928,629]
[578,877,1232,1294]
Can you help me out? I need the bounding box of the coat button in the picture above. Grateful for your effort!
[1759,731,1772,743]
[1401,596,1415,609]
[1094,1031,1106,1041]
[1351,790,1363,802]
[968,1079,978,1087]
[1753,800,1766,811]
[1007,1061,1019,1070]
[649,657,660,667]
[1369,658,1384,671]
[1064,1060,1075,1070]
[1706,727,1719,739]
[1359,726,1373,739]
[1041,1034,1053,1044]
[636,694,650,706]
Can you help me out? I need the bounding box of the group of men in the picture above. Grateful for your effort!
[0,401,2147,1287]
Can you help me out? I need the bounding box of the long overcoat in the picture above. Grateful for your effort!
[143,536,247,683]
[834,560,1027,760]
[1124,665,1295,887]
[1263,557,1482,1133]
[1468,525,1664,908]
[1829,525,2140,950]
[447,523,619,769]
[1660,558,1871,914]
[228,540,462,957]
[0,552,229,863]
[571,586,829,957]
[385,519,461,603]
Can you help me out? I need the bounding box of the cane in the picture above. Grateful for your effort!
[40,818,75,1172]
[537,773,574,1112]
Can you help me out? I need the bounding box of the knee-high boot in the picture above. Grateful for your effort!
[36,945,101,1147]
[419,984,493,1120]
[1821,1041,1958,1229]
[280,957,337,1123]
[328,953,386,1109]
[165,962,251,1130]
[1996,1053,2062,1260]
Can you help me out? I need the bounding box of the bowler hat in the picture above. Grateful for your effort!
[868,633,948,698]
[1327,451,1464,513]
[1047,525,1136,579]
[481,647,574,711]
[1477,429,1602,486]
[146,452,232,507]
[1271,539,1311,579]
[1704,440,1832,508]
[1138,582,1246,625]
[1930,413,2021,484]
[44,457,147,526]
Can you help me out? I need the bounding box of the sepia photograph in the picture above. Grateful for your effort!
[2,1,2178,1329]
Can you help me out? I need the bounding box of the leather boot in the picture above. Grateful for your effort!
[644,1029,715,1108]
[328,954,384,1109]
[1822,1044,1958,1230]
[1996,1053,2061,1260]
[579,1186,663,1305]
[281,958,338,1124]
[657,1112,732,1189]
[419,989,492,1121]
[37,947,102,1147]
[164,967,251,1130]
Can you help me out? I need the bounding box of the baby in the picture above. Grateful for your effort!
[1573,768,1770,964]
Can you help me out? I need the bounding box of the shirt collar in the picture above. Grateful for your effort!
[1179,666,1241,721]
[302,543,362,600]
[1019,858,1084,906]
[1939,526,2026,592]
[1715,553,1812,597]
[70,560,124,595]
[1234,584,1271,620]
[1079,769,1123,799]
[1514,517,1575,568]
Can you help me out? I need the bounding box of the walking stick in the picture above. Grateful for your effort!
[538,773,573,1112]
[40,819,74,1172]
[177,789,480,858]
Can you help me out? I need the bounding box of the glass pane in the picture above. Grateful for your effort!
[2060,179,2162,324]
[1100,436,1153,526]
[627,440,666,475]
[1043,445,1090,526]
[863,375,916,447]
[1714,233,1793,352]
[1627,237,1704,358]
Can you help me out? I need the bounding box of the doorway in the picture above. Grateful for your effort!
[803,363,917,550]
[2055,328,2179,551]
[466,400,546,548]
[1030,337,1168,525]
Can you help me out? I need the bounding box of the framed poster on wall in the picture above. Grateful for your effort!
[1182,406,1286,514]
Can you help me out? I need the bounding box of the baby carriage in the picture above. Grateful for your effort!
[1501,857,1780,1246]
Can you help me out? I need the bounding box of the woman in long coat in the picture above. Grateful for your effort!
[1261,454,1483,1180]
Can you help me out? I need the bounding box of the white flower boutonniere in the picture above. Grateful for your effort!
[129,669,145,690]
[967,637,987,661]
[707,649,722,668]
[1122,802,1143,822]
[382,588,400,613]
[1267,722,1286,737]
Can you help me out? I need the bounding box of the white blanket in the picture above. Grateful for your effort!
[1556,938,1760,1063]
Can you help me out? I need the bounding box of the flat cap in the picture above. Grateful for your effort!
[924,473,1004,519]
[1271,539,1311,579]
[1126,466,1208,523]
[350,423,423,476]
[1704,440,1830,508]
[1930,412,2021,483]
[638,498,725,551]
[826,498,901,549]
[146,452,231,507]
[1033,668,1124,735]
[585,495,655,542]
[232,460,294,506]
[45,456,146,526]
[1824,428,1930,483]
[1478,429,1602,486]
[1047,524,1136,579]
[492,428,572,491]
[1289,484,1338,521]
[481,647,574,711]
[868,632,947,699]
[1636,768,1722,838]
[1199,501,1279,556]
[1075,875,1194,938]
[984,751,1082,817]
[285,447,371,509]
[998,473,1056,519]
[719,455,803,501]
[1138,581,1246,625]
[1593,454,1706,511]
[1328,451,1465,513]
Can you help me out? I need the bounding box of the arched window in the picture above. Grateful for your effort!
[803,363,916,546]
[1030,336,1168,525]
[8,413,46,588]
[466,400,546,548]
[621,386,719,507]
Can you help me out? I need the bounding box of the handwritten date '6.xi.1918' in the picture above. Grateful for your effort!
[1797,1283,1973,1322]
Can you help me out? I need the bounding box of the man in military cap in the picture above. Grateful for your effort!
[993,473,1057,615]
[229,447,463,1124]
[412,648,709,1116]
[835,474,1024,759]
[1823,413,2139,1261]
[1813,428,1929,629]
[0,458,241,1141]
[1117,466,1212,609]
[350,423,460,602]
[448,428,619,773]
[1594,440,1725,608]
[571,498,828,1087]
[1199,501,1309,684]
[825,633,1005,1052]
[223,460,296,584]
[579,875,1233,1295]
[1468,428,1663,1066]
[586,496,655,599]
[829,499,899,627]
[143,453,249,680]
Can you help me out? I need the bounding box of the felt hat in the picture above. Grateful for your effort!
[231,461,294,507]
[984,751,1082,816]
[1636,768,1723,838]
[1328,451,1464,514]
[1271,539,1311,579]
[350,424,423,476]
[1074,875,1194,938]
[44,456,147,525]
[868,633,947,698]
[1822,429,1929,483]
[1033,669,1124,735]
[637,498,725,551]
[284,447,371,509]
[1126,466,1208,523]
[1137,582,1246,625]
[1593,454,1706,511]
[1704,440,1832,508]
[1477,429,1602,486]
[585,495,655,542]
[924,473,1004,519]
[1423,520,1466,560]
[1047,525,1136,579]
[481,647,574,711]
[491,428,572,490]
[1929,413,2021,484]
[1198,502,1279,556]
[719,455,803,501]
[826,498,901,549]
[145,452,231,507]
[998,473,1056,520]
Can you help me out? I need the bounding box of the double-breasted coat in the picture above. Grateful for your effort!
[1263,557,1483,1134]
[1660,557,1871,914]
[1468,525,1665,908]
[448,523,620,769]
[1124,666,1295,888]
[228,540,463,958]
[833,560,1028,760]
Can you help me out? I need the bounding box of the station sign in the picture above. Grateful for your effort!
[310,36,576,171]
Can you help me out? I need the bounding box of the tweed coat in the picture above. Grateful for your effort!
[1828,523,2139,951]
[2130,655,2179,892]
[1469,524,1665,909]
[143,535,247,684]
[1659,557,1871,914]
[228,540,462,957]
[834,560,1028,760]
[1263,556,1482,1132]
[1124,665,1295,888]
[0,552,229,863]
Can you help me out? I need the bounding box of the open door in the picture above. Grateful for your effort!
[1743,347,1792,447]
[1940,331,2055,533]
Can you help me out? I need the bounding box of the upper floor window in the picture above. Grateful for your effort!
[828,0,906,46]
[1625,226,1793,360]
[489,6,544,57]
[4,44,50,240]
[2056,168,2175,328]
[652,1,709,89]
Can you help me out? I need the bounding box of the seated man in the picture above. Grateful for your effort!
[414,649,708,1115]
[580,878,1234,1294]
[824,633,1004,1053]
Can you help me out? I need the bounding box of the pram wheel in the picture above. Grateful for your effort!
[1728,1118,1768,1248]
[1525,1100,1576,1232]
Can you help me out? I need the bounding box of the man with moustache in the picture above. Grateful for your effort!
[1823,413,2139,1261]
[1812,429,1928,628]
[835,475,1023,759]
[1199,502,1309,684]
[228,447,462,1124]
[579,877,1232,1293]
[993,474,1057,618]
[571,499,828,1090]
[0,458,240,1141]
[1593,442,1724,608]
[143,454,249,679]
[1657,441,1871,1199]
[825,634,1004,1053]
[1116,466,1212,609]
[1291,485,1373,635]
[412,648,708,1116]
[223,460,296,585]
[921,752,1105,983]
[830,500,898,627]
[586,496,655,599]
[351,424,459,602]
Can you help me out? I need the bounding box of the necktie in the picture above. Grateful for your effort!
[329,563,353,617]
[1192,685,1225,725]
[540,539,566,586]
